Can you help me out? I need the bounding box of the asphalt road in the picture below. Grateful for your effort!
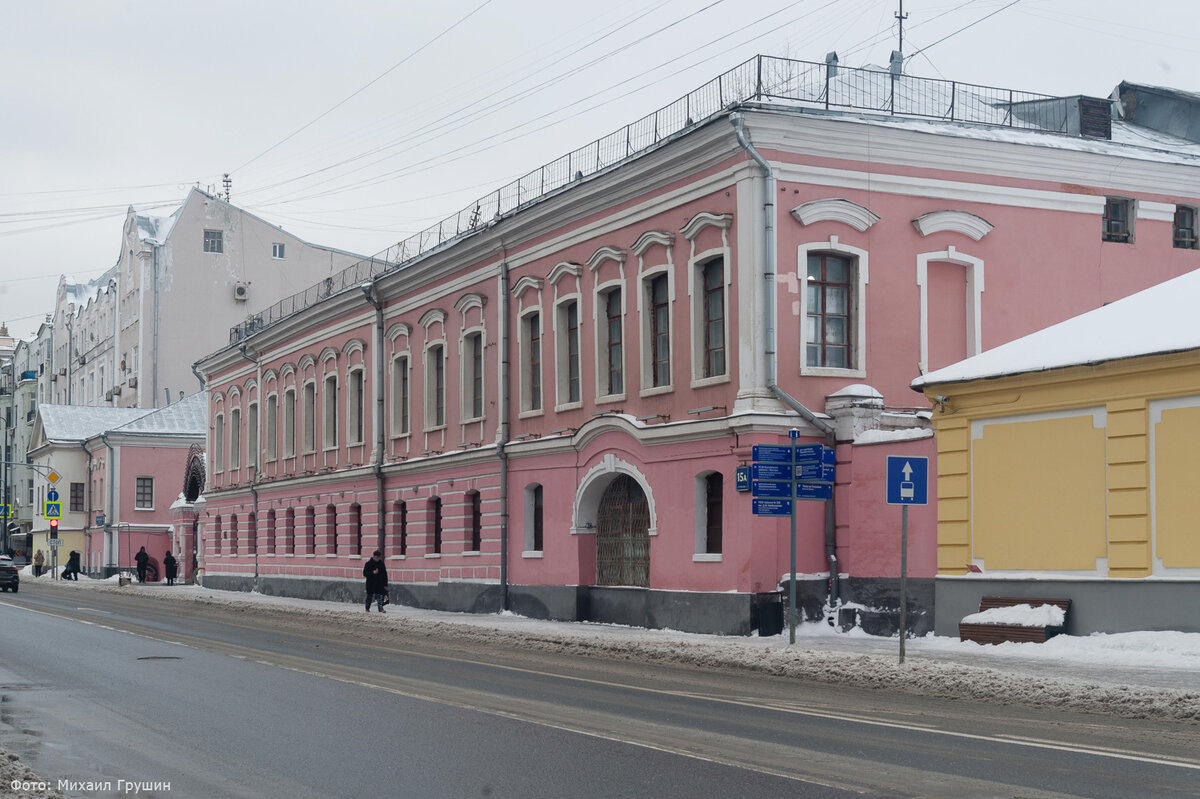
[1,583,1198,799]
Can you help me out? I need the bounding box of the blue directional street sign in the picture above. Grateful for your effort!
[752,498,793,516]
[792,443,827,464]
[752,480,793,498]
[886,456,929,505]
[751,463,791,481]
[795,482,833,501]
[795,463,836,483]
[735,466,751,492]
[752,445,794,463]
[44,502,62,519]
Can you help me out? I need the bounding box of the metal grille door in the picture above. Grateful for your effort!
[595,475,650,587]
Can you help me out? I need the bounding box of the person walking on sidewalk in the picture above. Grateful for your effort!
[63,551,80,581]
[163,551,178,586]
[363,550,388,613]
[134,546,149,583]
[33,550,43,578]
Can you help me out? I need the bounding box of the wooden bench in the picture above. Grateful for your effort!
[958,596,1071,645]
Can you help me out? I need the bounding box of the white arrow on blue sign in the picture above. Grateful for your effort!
[886,455,929,505]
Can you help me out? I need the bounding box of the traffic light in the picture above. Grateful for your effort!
[49,519,58,535]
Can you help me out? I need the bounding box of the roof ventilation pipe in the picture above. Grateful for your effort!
[730,112,841,613]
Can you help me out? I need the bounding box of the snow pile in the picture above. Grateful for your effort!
[961,603,1066,627]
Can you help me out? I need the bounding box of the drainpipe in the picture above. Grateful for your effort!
[101,433,116,571]
[730,112,841,610]
[191,364,206,392]
[360,283,386,555]
[238,345,260,583]
[80,442,92,572]
[152,244,160,408]
[497,256,511,612]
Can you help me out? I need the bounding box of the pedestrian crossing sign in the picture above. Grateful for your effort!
[0,504,8,519]
[44,502,62,519]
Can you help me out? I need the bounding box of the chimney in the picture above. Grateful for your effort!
[825,51,839,78]
[889,50,904,77]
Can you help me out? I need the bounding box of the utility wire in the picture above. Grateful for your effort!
[908,0,1023,60]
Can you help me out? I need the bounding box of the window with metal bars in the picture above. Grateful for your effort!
[1103,197,1132,243]
[806,254,853,369]
[1174,205,1198,249]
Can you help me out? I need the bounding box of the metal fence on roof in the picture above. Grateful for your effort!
[231,55,1081,345]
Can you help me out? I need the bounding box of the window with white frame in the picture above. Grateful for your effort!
[214,413,225,472]
[524,483,543,553]
[272,243,286,259]
[1174,205,1198,249]
[598,287,623,397]
[556,299,581,406]
[426,344,446,428]
[229,407,241,469]
[203,230,223,253]
[694,472,723,556]
[302,382,316,453]
[323,374,338,449]
[265,394,278,461]
[347,368,365,445]
[1103,196,1134,243]
[644,272,671,389]
[283,389,295,458]
[520,311,542,413]
[462,332,484,421]
[135,477,154,510]
[694,256,727,380]
[247,402,259,470]
[805,253,853,369]
[392,355,410,435]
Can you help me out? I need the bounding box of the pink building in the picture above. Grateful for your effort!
[193,58,1200,634]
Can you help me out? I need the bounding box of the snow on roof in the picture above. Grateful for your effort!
[111,392,206,436]
[38,404,154,443]
[913,268,1200,389]
[133,202,182,244]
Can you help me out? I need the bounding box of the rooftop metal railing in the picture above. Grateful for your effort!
[230,55,1086,344]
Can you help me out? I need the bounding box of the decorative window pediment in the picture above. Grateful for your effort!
[454,293,486,315]
[680,213,732,241]
[791,199,879,232]
[511,275,543,298]
[912,210,994,241]
[586,246,627,272]
[548,261,582,285]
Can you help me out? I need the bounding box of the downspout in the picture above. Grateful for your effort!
[101,433,116,571]
[80,442,92,572]
[152,244,160,408]
[730,112,841,610]
[238,345,260,584]
[497,256,511,612]
[191,364,206,393]
[360,283,386,555]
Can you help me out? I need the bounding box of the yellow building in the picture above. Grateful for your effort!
[914,269,1200,635]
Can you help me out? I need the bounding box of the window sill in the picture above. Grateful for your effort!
[522,550,544,559]
[462,550,480,557]
[422,425,447,434]
[134,506,154,512]
[518,409,544,420]
[799,365,866,379]
[693,553,723,562]
[594,392,626,405]
[460,416,485,425]
[390,432,411,440]
[639,385,674,399]
[553,400,583,413]
[424,553,442,559]
[689,373,731,390]
[322,445,338,453]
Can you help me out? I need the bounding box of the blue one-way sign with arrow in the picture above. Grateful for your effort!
[886,456,928,505]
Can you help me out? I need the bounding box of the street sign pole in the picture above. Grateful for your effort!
[788,429,799,644]
[900,504,908,664]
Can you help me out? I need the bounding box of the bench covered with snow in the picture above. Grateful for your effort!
[958,596,1071,645]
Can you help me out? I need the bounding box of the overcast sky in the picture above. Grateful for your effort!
[2,0,1197,341]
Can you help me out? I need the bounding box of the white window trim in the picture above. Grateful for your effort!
[135,476,155,511]
[693,470,723,557]
[424,341,447,432]
[322,374,339,452]
[688,248,732,389]
[592,281,627,404]
[213,411,225,474]
[247,401,260,471]
[916,246,984,375]
[459,328,487,424]
[346,366,366,446]
[229,407,242,470]
[798,236,869,379]
[282,388,296,460]
[524,483,543,553]
[264,393,278,463]
[517,308,544,419]
[391,353,412,439]
[301,380,317,455]
[553,295,583,412]
[638,266,675,396]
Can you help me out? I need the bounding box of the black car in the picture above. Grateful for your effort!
[0,556,19,592]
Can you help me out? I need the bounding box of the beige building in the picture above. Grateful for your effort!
[52,188,364,409]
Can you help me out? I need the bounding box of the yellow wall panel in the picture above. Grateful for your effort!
[939,451,969,475]
[938,520,970,545]
[1106,514,1148,544]
[938,425,970,453]
[1107,540,1150,572]
[1154,405,1200,567]
[1107,487,1148,517]
[938,497,969,522]
[973,415,1106,570]
[937,474,969,497]
[1107,462,1148,490]
[1106,435,1147,465]
[1107,408,1146,438]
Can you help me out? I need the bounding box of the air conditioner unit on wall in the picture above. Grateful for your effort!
[233,282,250,302]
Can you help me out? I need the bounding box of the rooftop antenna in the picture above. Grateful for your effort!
[223,173,232,202]
[895,0,908,57]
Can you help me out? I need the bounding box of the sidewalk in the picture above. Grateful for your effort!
[25,569,1200,723]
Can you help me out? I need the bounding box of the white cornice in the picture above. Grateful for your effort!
[791,199,879,231]
[912,210,994,240]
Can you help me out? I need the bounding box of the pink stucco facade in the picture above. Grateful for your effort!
[194,90,1200,634]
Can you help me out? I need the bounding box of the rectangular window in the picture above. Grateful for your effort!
[326,505,338,555]
[431,497,442,554]
[806,254,852,369]
[468,491,482,552]
[70,482,84,512]
[1174,205,1197,249]
[393,356,410,435]
[1103,197,1132,242]
[323,375,338,448]
[393,501,408,556]
[649,275,670,387]
[302,382,316,453]
[229,408,241,469]
[272,243,286,259]
[426,345,445,428]
[527,313,542,412]
[283,390,295,458]
[604,289,623,396]
[532,484,543,552]
[247,403,259,470]
[557,301,581,405]
[702,259,726,378]
[135,477,154,510]
[705,473,723,554]
[265,395,278,461]
[203,230,224,253]
[464,333,484,420]
[348,369,365,445]
[214,414,225,471]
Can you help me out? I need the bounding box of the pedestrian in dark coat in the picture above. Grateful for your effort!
[363,550,388,613]
[64,551,80,581]
[163,551,178,586]
[134,546,150,583]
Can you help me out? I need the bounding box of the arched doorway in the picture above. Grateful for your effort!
[595,475,650,587]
